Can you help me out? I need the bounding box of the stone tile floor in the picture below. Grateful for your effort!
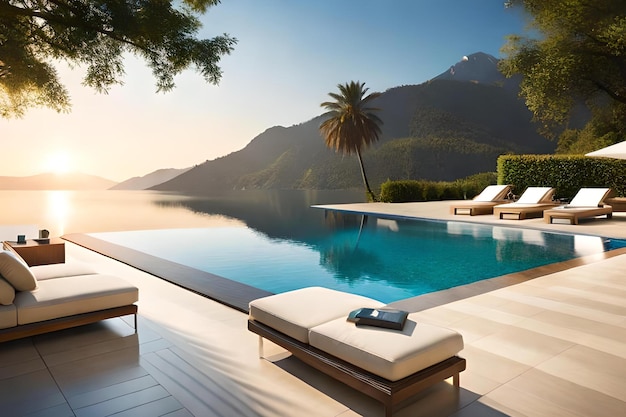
[2,201,626,416]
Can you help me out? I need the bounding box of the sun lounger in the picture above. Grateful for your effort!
[248,287,465,417]
[493,186,558,220]
[544,188,613,225]
[604,196,626,212]
[450,184,511,215]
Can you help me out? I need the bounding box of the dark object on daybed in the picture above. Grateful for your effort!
[248,287,465,417]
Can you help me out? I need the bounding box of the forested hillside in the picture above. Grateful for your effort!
[153,53,554,193]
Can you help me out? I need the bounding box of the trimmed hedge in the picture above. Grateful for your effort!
[379,155,626,202]
[379,172,497,202]
[498,155,626,198]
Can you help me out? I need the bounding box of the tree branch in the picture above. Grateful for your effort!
[0,2,149,52]
[592,80,626,104]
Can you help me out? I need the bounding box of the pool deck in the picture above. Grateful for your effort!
[2,200,626,416]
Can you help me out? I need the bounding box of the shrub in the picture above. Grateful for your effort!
[379,172,497,202]
[498,155,626,198]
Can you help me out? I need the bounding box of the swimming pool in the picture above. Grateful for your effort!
[89,216,626,304]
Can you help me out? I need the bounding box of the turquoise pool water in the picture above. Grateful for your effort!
[90,217,626,303]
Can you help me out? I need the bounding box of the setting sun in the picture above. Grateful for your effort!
[44,151,73,174]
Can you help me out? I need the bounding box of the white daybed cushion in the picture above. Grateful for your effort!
[30,261,98,281]
[0,250,37,291]
[249,287,384,343]
[0,304,17,329]
[14,274,138,325]
[309,313,464,381]
[0,277,15,305]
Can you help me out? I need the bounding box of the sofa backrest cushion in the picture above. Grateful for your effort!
[31,261,98,281]
[0,251,37,291]
[0,277,15,305]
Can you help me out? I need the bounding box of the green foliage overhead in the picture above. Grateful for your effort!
[0,0,236,117]
[555,105,626,154]
[500,0,626,139]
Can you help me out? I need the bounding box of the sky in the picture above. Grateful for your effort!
[1,0,530,183]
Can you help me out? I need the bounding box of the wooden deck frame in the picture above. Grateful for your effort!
[493,203,559,220]
[450,201,503,216]
[543,206,613,225]
[248,319,466,417]
[605,197,626,212]
[0,304,138,343]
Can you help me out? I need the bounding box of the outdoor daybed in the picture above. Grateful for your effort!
[248,287,465,417]
[544,187,614,225]
[450,184,512,215]
[493,186,559,220]
[0,249,138,342]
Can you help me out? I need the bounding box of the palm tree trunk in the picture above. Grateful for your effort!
[356,149,377,202]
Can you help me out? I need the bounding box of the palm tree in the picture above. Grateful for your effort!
[320,81,383,201]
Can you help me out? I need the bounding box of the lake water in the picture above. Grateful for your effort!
[0,189,365,236]
[1,189,623,303]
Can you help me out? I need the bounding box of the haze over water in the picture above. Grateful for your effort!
[0,189,365,237]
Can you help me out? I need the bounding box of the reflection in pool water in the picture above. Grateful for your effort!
[2,189,623,303]
[91,215,626,304]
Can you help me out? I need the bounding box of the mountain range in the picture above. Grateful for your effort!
[152,52,555,193]
[110,167,191,190]
[0,172,116,190]
[1,52,556,191]
[0,167,190,190]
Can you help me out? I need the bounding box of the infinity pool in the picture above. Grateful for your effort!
[89,216,626,303]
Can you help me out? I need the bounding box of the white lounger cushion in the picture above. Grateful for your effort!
[516,187,553,204]
[309,314,464,381]
[249,287,384,343]
[14,274,138,325]
[568,188,611,207]
[473,185,509,202]
[0,304,17,329]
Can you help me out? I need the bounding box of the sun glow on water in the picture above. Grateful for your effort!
[44,191,72,235]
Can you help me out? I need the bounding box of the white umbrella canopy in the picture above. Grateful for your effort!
[586,140,626,159]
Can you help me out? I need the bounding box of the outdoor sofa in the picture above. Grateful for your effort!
[0,248,138,342]
[248,287,465,417]
[450,184,512,216]
[543,188,614,225]
[493,186,559,220]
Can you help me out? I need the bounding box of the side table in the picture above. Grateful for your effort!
[3,238,66,266]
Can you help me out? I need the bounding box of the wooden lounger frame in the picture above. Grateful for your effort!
[0,304,138,343]
[248,319,466,417]
[493,203,559,220]
[605,197,626,212]
[543,206,613,225]
[450,201,503,216]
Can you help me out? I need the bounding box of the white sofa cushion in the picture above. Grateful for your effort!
[0,250,37,291]
[249,287,384,343]
[0,304,17,329]
[309,313,464,381]
[14,274,138,325]
[30,261,98,281]
[0,277,15,305]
